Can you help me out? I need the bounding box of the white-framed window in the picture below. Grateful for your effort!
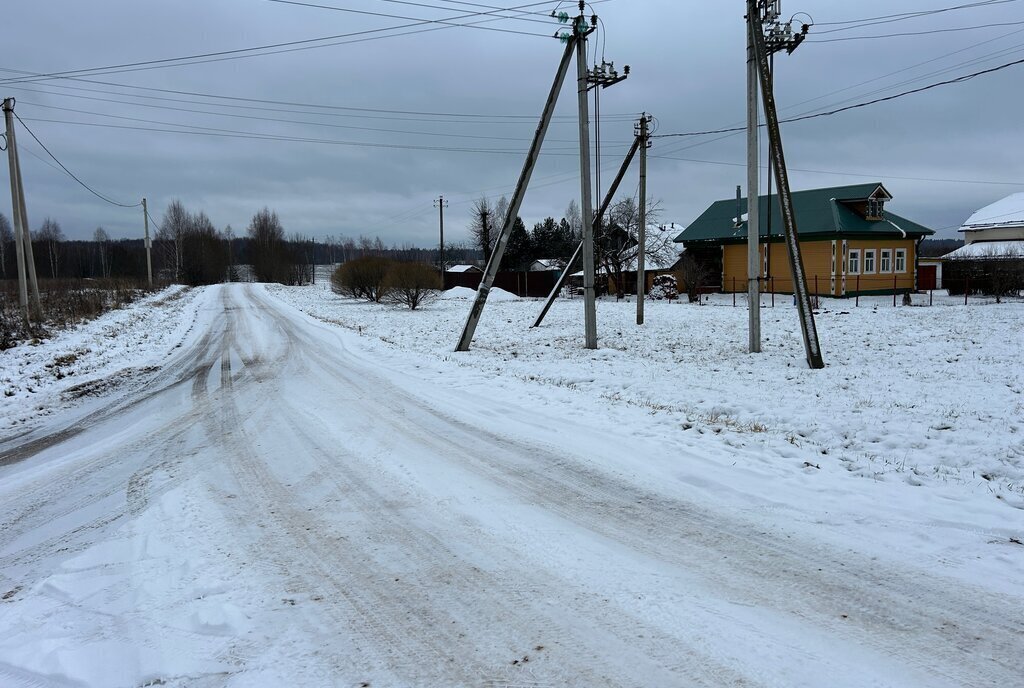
[880,248,892,273]
[895,248,907,273]
[863,249,876,274]
[848,249,861,274]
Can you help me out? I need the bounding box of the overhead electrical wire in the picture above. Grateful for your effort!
[0,0,570,86]
[17,98,636,146]
[807,19,1024,42]
[17,116,582,155]
[647,152,1024,187]
[11,111,141,208]
[268,0,555,28]
[653,55,1024,139]
[814,0,1019,31]
[0,73,634,124]
[264,0,551,37]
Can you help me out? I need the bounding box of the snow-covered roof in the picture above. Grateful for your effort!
[942,241,1024,260]
[446,264,481,273]
[530,258,564,270]
[960,193,1024,231]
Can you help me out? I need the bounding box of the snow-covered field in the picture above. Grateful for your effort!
[271,283,1024,500]
[0,282,1021,687]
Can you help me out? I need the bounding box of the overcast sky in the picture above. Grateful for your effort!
[3,0,1023,245]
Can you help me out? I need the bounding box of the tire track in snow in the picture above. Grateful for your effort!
[245,286,766,687]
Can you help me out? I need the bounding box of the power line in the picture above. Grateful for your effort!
[270,0,556,26]
[17,115,580,154]
[17,99,636,146]
[814,0,1019,30]
[654,26,1024,159]
[808,19,1024,43]
[654,55,1024,138]
[11,111,141,208]
[2,74,633,124]
[265,0,551,37]
[648,153,1024,187]
[0,0,567,87]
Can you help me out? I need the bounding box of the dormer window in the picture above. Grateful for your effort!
[866,197,885,220]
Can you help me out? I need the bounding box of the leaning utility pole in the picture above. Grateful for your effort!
[746,4,761,353]
[748,0,823,369]
[142,197,153,287]
[434,195,448,278]
[636,113,651,326]
[455,27,579,352]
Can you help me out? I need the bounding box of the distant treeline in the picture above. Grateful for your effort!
[0,205,483,286]
[919,238,964,257]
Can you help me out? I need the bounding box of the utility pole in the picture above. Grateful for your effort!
[3,98,29,327]
[746,3,761,354]
[576,6,598,350]
[748,0,823,369]
[636,113,651,325]
[4,97,42,323]
[455,26,579,352]
[142,197,153,287]
[434,195,448,280]
[577,5,628,348]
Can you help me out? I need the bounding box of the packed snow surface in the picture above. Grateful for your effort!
[1,282,1022,688]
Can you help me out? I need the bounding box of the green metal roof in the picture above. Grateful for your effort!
[674,182,934,244]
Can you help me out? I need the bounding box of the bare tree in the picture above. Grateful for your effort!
[93,227,111,278]
[248,207,304,284]
[675,251,714,303]
[468,196,495,264]
[564,199,582,243]
[599,197,672,298]
[37,217,64,279]
[0,212,12,278]
[157,199,189,281]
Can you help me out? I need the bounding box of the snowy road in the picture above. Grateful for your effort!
[1,284,1021,687]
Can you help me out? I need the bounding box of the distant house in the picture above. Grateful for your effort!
[941,195,1024,296]
[529,258,565,272]
[446,264,483,274]
[674,182,934,297]
[569,250,679,296]
[957,193,1024,245]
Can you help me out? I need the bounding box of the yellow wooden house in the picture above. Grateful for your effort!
[674,183,934,297]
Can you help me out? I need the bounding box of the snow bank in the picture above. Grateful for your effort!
[440,286,519,301]
[0,286,202,437]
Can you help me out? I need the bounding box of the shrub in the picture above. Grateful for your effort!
[650,274,678,300]
[383,262,442,310]
[332,256,393,302]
